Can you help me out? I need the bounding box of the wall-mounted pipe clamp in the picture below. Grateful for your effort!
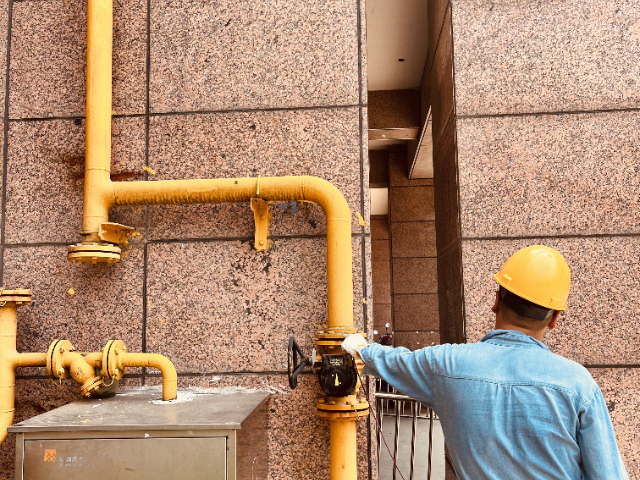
[250,198,270,251]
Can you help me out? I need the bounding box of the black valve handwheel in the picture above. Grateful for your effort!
[288,336,311,389]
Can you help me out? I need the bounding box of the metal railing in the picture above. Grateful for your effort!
[374,379,436,480]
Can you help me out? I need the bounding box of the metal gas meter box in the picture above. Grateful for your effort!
[9,389,270,480]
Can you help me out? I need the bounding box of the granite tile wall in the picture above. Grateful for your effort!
[0,0,372,478]
[388,146,439,349]
[450,0,640,474]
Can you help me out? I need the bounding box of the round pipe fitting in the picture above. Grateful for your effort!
[46,340,73,380]
[68,243,121,264]
[102,340,126,381]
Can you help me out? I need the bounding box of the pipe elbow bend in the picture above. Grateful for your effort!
[122,353,177,401]
[301,176,351,221]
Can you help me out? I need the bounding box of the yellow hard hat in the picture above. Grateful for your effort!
[494,245,571,311]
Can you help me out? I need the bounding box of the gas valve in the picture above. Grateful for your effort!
[318,354,358,397]
[287,335,358,397]
[288,336,312,389]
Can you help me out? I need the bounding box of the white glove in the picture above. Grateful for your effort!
[342,333,368,359]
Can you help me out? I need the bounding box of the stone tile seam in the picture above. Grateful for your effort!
[0,0,15,284]
[5,104,367,124]
[2,233,372,248]
[141,0,152,386]
[461,232,640,242]
[457,106,640,121]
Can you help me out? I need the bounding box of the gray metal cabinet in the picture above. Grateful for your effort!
[9,389,270,480]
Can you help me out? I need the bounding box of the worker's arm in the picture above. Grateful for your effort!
[578,387,629,480]
[343,335,437,408]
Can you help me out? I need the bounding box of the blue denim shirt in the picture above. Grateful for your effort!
[358,330,628,480]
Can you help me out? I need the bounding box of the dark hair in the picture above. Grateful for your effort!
[499,287,554,321]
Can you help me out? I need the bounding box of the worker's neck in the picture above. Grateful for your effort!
[494,319,547,342]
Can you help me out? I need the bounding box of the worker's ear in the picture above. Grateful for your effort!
[491,290,500,314]
[547,310,561,330]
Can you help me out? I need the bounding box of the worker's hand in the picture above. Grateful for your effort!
[342,333,368,359]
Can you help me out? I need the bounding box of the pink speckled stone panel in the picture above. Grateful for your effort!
[457,112,640,238]
[10,0,146,118]
[146,238,365,373]
[150,0,359,113]
[3,245,144,357]
[590,368,640,479]
[5,118,146,244]
[0,0,7,117]
[143,374,372,480]
[462,237,640,364]
[452,0,640,116]
[0,378,141,478]
[147,108,362,239]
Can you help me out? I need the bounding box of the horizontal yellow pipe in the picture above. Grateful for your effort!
[82,176,355,331]
[121,353,177,401]
[11,353,47,368]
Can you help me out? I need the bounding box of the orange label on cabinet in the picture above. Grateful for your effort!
[44,449,56,462]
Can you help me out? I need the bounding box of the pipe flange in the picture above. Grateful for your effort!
[316,397,370,420]
[102,340,126,381]
[0,289,32,306]
[47,339,73,380]
[316,398,369,412]
[68,243,121,264]
[79,377,105,397]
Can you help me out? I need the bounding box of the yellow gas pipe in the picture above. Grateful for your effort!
[0,290,177,445]
[71,0,368,477]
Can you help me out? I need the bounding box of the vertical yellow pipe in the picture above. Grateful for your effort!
[329,420,358,480]
[0,303,17,444]
[83,0,113,242]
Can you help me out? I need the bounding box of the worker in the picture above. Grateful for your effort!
[343,245,628,480]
